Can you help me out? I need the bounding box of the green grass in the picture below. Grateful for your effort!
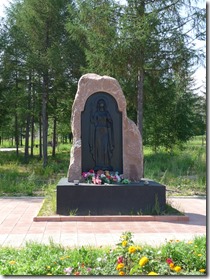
[0,232,206,275]
[144,137,206,196]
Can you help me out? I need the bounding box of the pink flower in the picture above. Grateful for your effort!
[92,175,102,184]
[166,258,173,264]
[64,267,73,275]
[82,172,87,178]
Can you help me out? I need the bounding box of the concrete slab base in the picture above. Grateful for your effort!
[56,178,166,216]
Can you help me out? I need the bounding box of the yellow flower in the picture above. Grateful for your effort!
[169,263,174,270]
[128,246,136,253]
[188,241,193,244]
[139,256,149,267]
[116,263,125,270]
[199,269,205,273]
[197,254,202,257]
[174,266,181,272]
[119,271,125,275]
[148,271,158,275]
[9,261,16,265]
[46,266,51,269]
[122,240,127,247]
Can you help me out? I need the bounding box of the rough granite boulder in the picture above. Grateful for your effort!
[68,73,143,181]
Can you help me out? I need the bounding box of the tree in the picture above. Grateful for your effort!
[68,0,205,148]
[14,0,82,165]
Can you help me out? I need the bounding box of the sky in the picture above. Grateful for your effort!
[0,0,206,94]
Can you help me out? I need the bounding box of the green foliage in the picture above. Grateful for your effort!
[0,233,206,275]
[0,146,70,196]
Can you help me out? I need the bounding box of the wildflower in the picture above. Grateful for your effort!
[128,246,136,253]
[199,269,205,273]
[166,258,173,264]
[46,266,51,269]
[64,267,73,275]
[197,254,202,257]
[169,263,175,270]
[122,240,127,247]
[174,266,181,272]
[9,261,16,265]
[119,271,125,275]
[188,241,193,244]
[139,256,149,267]
[148,271,158,275]
[117,256,124,263]
[47,273,52,275]
[116,263,125,270]
[74,271,80,275]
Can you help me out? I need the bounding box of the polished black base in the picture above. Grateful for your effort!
[56,178,166,216]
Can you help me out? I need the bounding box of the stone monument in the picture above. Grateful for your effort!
[68,73,143,181]
[56,73,166,215]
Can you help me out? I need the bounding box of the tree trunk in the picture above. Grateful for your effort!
[137,68,144,177]
[15,108,19,156]
[52,116,57,157]
[24,73,32,163]
[30,114,34,157]
[24,113,30,162]
[137,68,144,137]
[15,70,19,156]
[42,73,48,167]
[39,113,42,159]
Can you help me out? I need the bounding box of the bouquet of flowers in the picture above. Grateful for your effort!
[81,170,130,185]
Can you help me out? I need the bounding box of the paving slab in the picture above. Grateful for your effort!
[0,197,206,247]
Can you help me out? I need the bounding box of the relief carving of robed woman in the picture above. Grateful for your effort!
[89,99,114,171]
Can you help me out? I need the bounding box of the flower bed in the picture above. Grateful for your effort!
[0,232,206,275]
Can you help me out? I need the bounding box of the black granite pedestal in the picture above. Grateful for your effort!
[56,178,166,215]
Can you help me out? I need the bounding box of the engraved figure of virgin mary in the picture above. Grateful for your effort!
[89,99,114,171]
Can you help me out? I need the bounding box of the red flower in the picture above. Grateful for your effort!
[89,169,95,173]
[117,256,124,263]
[166,258,173,264]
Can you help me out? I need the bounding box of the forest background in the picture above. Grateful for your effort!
[0,0,206,168]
